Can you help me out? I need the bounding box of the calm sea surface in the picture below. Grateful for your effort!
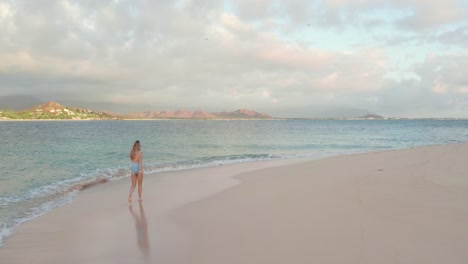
[1,119,467,244]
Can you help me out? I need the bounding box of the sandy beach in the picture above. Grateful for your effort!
[1,143,467,264]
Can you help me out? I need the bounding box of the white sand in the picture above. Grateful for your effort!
[1,144,467,264]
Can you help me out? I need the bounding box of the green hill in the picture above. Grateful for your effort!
[0,101,120,120]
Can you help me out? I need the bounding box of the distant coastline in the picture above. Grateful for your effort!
[1,101,466,121]
[2,116,466,122]
[0,101,273,121]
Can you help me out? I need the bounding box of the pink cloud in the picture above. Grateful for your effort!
[395,0,467,29]
[458,87,468,94]
[257,45,332,70]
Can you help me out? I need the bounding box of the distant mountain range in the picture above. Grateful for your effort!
[0,96,393,120]
[359,114,384,119]
[0,101,272,120]
[127,109,271,119]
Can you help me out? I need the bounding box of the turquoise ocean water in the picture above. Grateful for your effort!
[1,119,467,245]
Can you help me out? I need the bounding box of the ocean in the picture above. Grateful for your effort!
[1,119,467,245]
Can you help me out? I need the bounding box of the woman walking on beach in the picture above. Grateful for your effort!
[129,140,144,203]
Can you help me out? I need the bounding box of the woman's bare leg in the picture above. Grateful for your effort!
[128,172,137,203]
[137,173,144,201]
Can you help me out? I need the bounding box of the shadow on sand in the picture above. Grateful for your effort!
[129,201,150,259]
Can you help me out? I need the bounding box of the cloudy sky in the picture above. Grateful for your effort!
[0,0,467,117]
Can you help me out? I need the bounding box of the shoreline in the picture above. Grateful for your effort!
[0,157,308,263]
[2,118,468,122]
[0,118,280,122]
[1,143,467,263]
[0,117,468,122]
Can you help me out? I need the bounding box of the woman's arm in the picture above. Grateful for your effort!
[139,151,143,173]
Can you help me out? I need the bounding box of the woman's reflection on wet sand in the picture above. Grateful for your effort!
[129,201,150,257]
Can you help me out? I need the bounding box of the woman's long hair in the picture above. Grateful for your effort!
[130,140,141,160]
